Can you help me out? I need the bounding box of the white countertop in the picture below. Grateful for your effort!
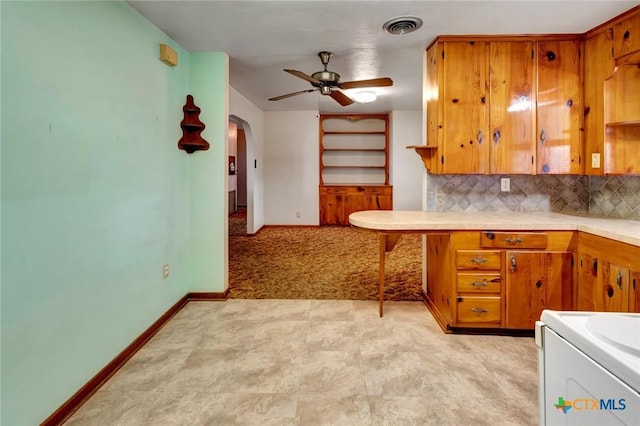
[348,210,640,247]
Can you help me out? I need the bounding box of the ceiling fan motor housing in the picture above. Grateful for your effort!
[312,70,341,86]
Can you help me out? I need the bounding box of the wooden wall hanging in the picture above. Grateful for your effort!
[178,95,209,153]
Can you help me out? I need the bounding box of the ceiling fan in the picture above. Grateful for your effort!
[268,51,393,106]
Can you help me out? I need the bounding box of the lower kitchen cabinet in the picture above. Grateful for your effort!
[319,185,392,225]
[577,233,640,313]
[425,230,576,332]
[505,251,572,329]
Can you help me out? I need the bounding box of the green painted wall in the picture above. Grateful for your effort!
[188,53,229,292]
[1,2,228,424]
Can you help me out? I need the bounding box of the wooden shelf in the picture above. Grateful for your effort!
[406,145,438,150]
[322,165,386,169]
[322,131,386,135]
[606,120,640,128]
[178,95,209,154]
[322,148,386,152]
[319,114,391,225]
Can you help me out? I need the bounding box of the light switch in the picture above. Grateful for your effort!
[591,153,601,169]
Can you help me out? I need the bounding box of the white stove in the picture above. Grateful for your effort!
[536,310,640,425]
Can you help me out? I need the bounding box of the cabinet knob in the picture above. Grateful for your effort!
[510,255,517,272]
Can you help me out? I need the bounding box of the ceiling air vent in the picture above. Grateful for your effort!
[382,17,423,35]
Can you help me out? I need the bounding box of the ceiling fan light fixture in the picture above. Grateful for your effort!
[354,91,377,103]
[382,16,423,35]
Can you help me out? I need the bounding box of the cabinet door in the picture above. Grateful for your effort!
[441,41,488,173]
[613,12,640,58]
[537,40,583,174]
[427,234,452,323]
[584,29,615,175]
[489,41,536,174]
[425,45,441,172]
[631,271,640,313]
[601,261,630,312]
[577,253,599,311]
[344,193,365,222]
[506,251,572,329]
[319,193,344,225]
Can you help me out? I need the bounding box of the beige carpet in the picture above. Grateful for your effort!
[229,209,423,300]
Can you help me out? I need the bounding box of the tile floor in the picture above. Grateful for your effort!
[65,299,539,425]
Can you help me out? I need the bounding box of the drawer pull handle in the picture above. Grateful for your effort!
[505,237,523,244]
[470,307,489,314]
[471,280,488,288]
[470,257,488,264]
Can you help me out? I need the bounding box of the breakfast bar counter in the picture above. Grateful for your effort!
[349,210,640,317]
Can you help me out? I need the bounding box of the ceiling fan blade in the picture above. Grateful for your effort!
[340,77,393,89]
[329,90,354,106]
[284,69,322,85]
[269,89,316,101]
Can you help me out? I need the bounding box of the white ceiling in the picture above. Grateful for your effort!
[127,0,638,114]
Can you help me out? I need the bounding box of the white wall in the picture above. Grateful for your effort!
[264,111,320,225]
[390,111,424,210]
[228,121,237,193]
[229,86,264,234]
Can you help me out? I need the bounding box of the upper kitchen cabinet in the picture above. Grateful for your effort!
[613,11,640,59]
[438,41,488,174]
[421,36,581,175]
[583,28,615,175]
[489,41,537,174]
[536,40,584,175]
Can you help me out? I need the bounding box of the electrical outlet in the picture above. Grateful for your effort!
[162,263,169,279]
[500,177,510,192]
[296,211,301,218]
[591,153,601,168]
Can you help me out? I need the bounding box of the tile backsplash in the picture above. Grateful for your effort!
[425,175,640,220]
[589,176,640,220]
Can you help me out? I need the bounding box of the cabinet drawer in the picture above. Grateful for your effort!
[324,187,348,194]
[456,250,501,270]
[456,296,501,324]
[363,186,392,195]
[480,232,547,249]
[457,273,501,293]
